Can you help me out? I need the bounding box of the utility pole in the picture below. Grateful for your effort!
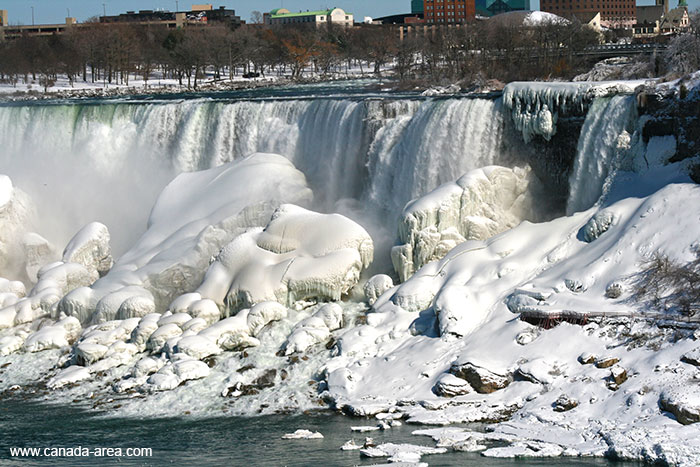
[31,6,34,25]
[176,1,179,12]
[102,3,106,18]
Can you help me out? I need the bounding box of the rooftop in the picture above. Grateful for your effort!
[270,8,351,19]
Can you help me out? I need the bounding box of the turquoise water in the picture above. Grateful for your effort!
[0,398,636,466]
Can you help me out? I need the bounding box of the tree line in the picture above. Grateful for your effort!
[0,18,678,92]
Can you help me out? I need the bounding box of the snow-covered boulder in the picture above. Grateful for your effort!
[433,373,473,397]
[392,166,542,282]
[22,233,58,283]
[363,274,394,306]
[62,222,113,277]
[246,301,288,336]
[660,386,700,425]
[450,362,511,394]
[583,210,616,242]
[283,303,344,355]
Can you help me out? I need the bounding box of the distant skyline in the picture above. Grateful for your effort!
[0,0,696,25]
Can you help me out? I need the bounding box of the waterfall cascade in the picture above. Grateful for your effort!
[0,97,518,256]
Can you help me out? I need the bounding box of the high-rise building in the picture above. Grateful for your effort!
[539,0,635,28]
[423,0,476,23]
[412,0,425,14]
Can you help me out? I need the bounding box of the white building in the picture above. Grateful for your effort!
[264,8,354,27]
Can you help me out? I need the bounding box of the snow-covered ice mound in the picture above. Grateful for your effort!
[0,174,38,280]
[57,153,313,324]
[194,204,373,313]
[392,165,543,282]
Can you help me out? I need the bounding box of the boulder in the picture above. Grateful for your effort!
[450,362,511,394]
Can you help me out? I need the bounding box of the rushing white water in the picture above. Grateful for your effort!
[0,97,513,257]
[566,95,638,215]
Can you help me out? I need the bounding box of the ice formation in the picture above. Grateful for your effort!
[392,165,543,282]
[503,81,637,142]
[58,153,313,324]
[194,204,373,313]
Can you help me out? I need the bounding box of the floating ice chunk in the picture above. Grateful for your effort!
[482,441,565,458]
[351,425,381,432]
[340,439,361,450]
[62,222,113,277]
[360,443,446,462]
[282,429,324,439]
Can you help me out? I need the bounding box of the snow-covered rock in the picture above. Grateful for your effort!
[450,362,511,394]
[433,373,473,397]
[363,274,394,306]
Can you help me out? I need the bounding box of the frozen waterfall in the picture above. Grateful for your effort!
[0,97,514,255]
[566,95,637,215]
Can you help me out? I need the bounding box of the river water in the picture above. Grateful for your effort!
[0,397,638,466]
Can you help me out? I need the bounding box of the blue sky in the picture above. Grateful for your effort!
[0,0,695,25]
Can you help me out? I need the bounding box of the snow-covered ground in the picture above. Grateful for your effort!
[0,64,389,99]
[0,74,699,465]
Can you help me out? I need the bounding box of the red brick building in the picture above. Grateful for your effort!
[539,0,636,29]
[423,0,476,23]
